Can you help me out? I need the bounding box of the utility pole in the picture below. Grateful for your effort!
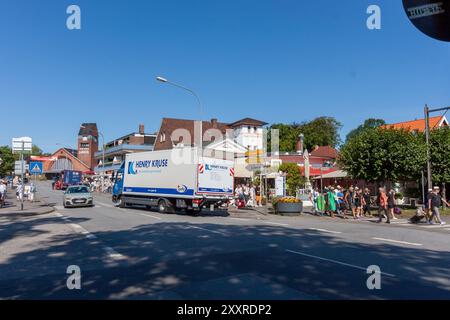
[424,104,450,202]
[424,105,432,189]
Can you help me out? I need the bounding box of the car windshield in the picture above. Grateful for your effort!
[66,186,89,194]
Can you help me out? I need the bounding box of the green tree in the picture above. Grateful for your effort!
[0,146,15,176]
[339,128,426,183]
[429,127,450,186]
[268,117,342,152]
[278,163,305,196]
[31,145,43,156]
[346,118,386,141]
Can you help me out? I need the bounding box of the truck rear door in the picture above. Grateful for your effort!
[197,158,234,197]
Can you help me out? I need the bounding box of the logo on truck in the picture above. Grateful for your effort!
[128,162,137,175]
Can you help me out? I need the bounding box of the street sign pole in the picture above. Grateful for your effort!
[20,141,24,211]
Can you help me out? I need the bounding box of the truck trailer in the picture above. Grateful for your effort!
[112,148,234,213]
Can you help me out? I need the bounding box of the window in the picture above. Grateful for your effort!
[80,143,89,148]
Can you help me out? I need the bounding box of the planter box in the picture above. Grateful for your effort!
[276,202,302,216]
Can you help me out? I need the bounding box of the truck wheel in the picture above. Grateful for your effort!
[113,196,124,208]
[158,200,168,213]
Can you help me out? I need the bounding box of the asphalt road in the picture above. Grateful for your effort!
[0,181,449,299]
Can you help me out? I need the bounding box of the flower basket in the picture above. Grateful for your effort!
[274,197,302,216]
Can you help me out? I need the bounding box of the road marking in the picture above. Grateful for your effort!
[189,225,227,235]
[286,249,396,277]
[104,246,125,259]
[262,221,289,227]
[230,217,251,221]
[55,211,124,260]
[308,228,342,234]
[138,212,163,220]
[96,201,115,208]
[372,237,423,246]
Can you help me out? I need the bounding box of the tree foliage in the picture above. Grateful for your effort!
[430,127,450,185]
[346,118,385,141]
[278,163,305,196]
[0,146,15,176]
[339,128,426,183]
[268,117,342,152]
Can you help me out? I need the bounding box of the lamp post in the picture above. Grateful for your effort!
[156,76,203,152]
[424,104,450,189]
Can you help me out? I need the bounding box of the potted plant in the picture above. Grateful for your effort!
[273,197,302,216]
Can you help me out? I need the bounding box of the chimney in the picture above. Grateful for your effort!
[139,124,145,135]
[211,118,218,128]
[296,134,304,154]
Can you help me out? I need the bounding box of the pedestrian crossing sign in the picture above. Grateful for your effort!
[29,161,43,175]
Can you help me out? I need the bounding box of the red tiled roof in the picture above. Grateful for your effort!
[381,116,448,132]
[228,118,268,128]
[154,118,230,151]
[309,146,338,159]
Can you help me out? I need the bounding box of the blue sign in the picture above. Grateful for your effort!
[29,161,43,175]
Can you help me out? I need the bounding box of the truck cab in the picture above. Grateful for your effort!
[112,162,125,205]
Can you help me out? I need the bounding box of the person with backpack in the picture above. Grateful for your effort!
[428,187,449,225]
[377,187,390,224]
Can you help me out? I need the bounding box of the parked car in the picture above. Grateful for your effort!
[63,185,94,208]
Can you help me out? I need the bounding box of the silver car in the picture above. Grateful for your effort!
[63,185,94,208]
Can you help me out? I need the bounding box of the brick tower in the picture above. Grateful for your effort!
[77,123,99,170]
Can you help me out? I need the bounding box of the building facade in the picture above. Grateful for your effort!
[94,124,156,174]
[77,123,99,170]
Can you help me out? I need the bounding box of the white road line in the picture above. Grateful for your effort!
[189,225,227,235]
[372,237,423,247]
[55,211,124,259]
[104,246,125,259]
[230,217,251,221]
[308,228,342,234]
[96,201,115,208]
[262,221,289,227]
[138,213,163,220]
[286,249,396,277]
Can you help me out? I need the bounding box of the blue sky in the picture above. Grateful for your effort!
[1,0,449,152]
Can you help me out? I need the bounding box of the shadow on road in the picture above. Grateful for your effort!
[0,215,449,300]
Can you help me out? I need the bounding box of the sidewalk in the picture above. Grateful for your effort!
[0,192,54,216]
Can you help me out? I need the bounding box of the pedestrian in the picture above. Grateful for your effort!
[16,183,24,202]
[0,180,6,208]
[28,182,36,202]
[344,186,356,219]
[377,187,390,224]
[311,187,320,215]
[387,189,398,220]
[362,188,372,217]
[327,187,336,217]
[255,185,262,207]
[428,186,449,225]
[354,187,363,218]
[336,186,346,218]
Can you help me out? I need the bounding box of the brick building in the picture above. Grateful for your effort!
[94,124,156,174]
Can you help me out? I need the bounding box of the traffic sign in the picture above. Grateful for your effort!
[29,162,43,175]
[12,137,32,153]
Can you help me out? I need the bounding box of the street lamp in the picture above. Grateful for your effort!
[156,76,203,151]
[80,125,105,173]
